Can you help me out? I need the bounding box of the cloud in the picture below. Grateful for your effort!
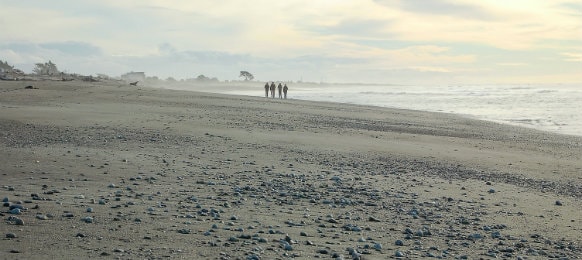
[1,42,101,58]
[39,42,102,56]
[1,0,581,84]
[311,19,394,39]
[0,4,102,42]
[157,43,177,55]
[384,45,476,65]
[557,2,582,16]
[375,0,496,20]
[561,52,582,62]
[497,62,529,67]
[407,66,451,73]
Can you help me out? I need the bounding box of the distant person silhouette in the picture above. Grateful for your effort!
[264,82,269,97]
[278,83,283,99]
[270,82,276,98]
[283,84,288,99]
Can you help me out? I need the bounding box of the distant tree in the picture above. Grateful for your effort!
[144,76,161,85]
[33,63,45,75]
[239,71,254,81]
[33,60,60,76]
[0,60,14,72]
[196,74,210,81]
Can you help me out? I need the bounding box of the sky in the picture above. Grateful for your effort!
[0,0,581,84]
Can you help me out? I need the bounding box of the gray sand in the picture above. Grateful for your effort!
[1,80,581,259]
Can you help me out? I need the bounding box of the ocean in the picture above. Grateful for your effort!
[204,83,582,137]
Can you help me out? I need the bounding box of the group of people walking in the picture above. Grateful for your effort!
[264,82,288,99]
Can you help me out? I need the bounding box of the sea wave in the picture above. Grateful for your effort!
[206,83,582,137]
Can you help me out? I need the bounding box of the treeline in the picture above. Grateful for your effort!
[1,59,262,84]
[0,59,61,76]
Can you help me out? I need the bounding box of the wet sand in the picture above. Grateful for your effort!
[1,80,581,259]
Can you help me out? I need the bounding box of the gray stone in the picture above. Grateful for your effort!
[373,243,383,250]
[36,214,48,220]
[15,218,24,225]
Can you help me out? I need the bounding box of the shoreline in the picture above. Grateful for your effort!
[1,80,581,259]
[168,83,582,138]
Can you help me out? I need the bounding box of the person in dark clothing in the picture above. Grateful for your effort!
[264,82,269,97]
[277,83,283,99]
[270,82,276,98]
[283,84,288,99]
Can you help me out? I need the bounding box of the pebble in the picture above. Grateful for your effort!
[282,243,293,251]
[82,216,94,223]
[15,218,25,225]
[36,214,49,220]
[178,229,191,234]
[468,233,483,240]
[555,200,563,206]
[373,243,383,250]
[6,233,17,238]
[1,120,579,260]
[368,216,381,222]
[246,255,260,260]
[10,204,24,210]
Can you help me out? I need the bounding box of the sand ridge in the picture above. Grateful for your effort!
[1,80,581,259]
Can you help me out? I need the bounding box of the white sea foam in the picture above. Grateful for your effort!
[208,83,582,137]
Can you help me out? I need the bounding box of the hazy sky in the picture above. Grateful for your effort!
[1,0,581,84]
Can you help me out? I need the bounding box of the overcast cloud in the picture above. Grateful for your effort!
[0,0,580,84]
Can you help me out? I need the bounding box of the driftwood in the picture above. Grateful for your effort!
[129,81,139,86]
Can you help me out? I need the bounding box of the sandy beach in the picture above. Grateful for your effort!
[1,80,581,259]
